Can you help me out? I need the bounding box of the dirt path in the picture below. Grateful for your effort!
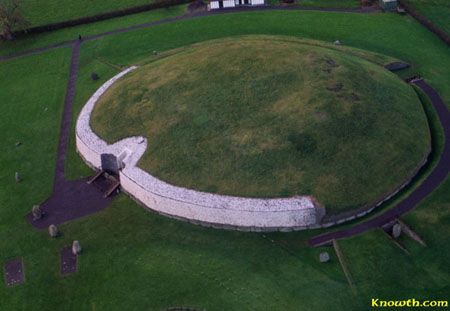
[309,79,450,246]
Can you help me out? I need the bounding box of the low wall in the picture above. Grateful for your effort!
[76,67,325,231]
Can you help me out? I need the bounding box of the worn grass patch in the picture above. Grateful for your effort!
[91,36,429,213]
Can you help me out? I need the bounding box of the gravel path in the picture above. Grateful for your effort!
[309,79,450,246]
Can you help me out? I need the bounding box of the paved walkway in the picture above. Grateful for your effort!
[309,79,450,246]
[27,41,113,229]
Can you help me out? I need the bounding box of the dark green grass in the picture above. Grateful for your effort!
[0,49,72,307]
[0,5,187,58]
[298,0,360,8]
[406,0,450,35]
[91,36,429,213]
[20,0,169,27]
[338,179,450,301]
[1,9,450,311]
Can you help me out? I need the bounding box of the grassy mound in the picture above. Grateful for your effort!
[91,36,429,213]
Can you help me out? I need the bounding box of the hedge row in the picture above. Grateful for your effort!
[15,0,191,37]
[398,0,450,46]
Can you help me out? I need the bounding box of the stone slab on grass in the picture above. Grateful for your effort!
[60,246,77,276]
[4,257,25,287]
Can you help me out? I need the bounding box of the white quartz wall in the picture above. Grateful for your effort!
[76,67,324,231]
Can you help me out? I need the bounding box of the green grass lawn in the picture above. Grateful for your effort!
[338,179,450,301]
[1,9,450,311]
[0,5,187,58]
[298,0,360,8]
[20,0,169,27]
[91,36,429,213]
[406,0,450,35]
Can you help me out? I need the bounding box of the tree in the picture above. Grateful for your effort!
[0,0,28,40]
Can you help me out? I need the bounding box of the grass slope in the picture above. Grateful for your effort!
[91,37,429,212]
[0,5,187,58]
[338,179,450,301]
[406,0,450,35]
[298,0,360,8]
[21,0,163,27]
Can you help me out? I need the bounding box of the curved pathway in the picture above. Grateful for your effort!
[309,78,450,246]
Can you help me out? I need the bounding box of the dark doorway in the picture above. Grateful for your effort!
[244,0,249,4]
[101,153,119,175]
[219,0,224,8]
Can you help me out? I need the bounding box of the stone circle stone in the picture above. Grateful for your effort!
[72,240,82,255]
[32,205,43,220]
[15,172,21,183]
[48,224,59,238]
[392,223,402,238]
[91,73,99,81]
[319,252,330,263]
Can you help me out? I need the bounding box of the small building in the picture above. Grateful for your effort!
[379,0,397,12]
[209,0,265,10]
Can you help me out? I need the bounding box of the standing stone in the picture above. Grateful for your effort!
[72,240,82,255]
[392,223,402,239]
[91,73,99,81]
[32,205,43,220]
[319,252,330,263]
[15,172,21,183]
[48,224,59,238]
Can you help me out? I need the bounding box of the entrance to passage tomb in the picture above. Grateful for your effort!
[101,153,120,175]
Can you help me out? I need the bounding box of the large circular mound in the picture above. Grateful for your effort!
[91,37,430,214]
